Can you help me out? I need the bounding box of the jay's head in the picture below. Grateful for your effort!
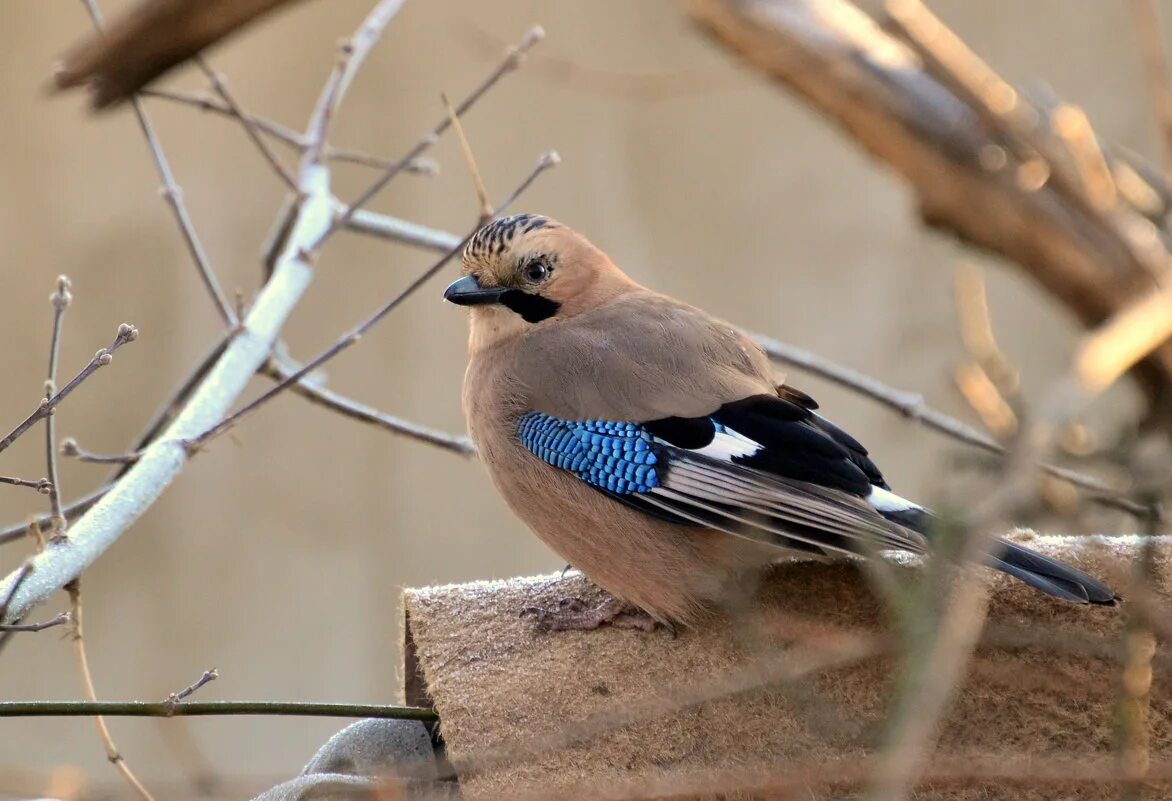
[445,214,637,347]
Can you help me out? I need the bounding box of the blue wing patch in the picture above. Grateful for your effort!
[516,412,660,494]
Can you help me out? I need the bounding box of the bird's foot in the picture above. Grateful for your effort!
[520,595,661,633]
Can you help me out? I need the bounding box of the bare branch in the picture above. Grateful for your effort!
[443,91,493,221]
[326,25,545,243]
[338,205,462,250]
[690,0,1172,423]
[140,88,438,175]
[302,0,408,166]
[0,0,414,623]
[0,487,108,547]
[264,353,475,456]
[0,475,52,493]
[78,0,237,326]
[164,668,219,711]
[747,331,1154,519]
[0,333,232,547]
[194,57,299,191]
[0,324,138,456]
[61,438,142,465]
[0,611,70,633]
[45,276,72,534]
[0,700,438,721]
[66,581,157,801]
[0,563,33,622]
[189,151,559,449]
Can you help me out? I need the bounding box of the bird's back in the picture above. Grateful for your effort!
[510,290,775,421]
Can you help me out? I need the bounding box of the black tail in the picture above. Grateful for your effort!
[877,507,1118,605]
[989,538,1117,605]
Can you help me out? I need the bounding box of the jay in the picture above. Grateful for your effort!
[445,214,1116,630]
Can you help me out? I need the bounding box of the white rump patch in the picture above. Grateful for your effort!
[867,486,920,512]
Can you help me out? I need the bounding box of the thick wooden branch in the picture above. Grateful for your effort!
[55,0,308,109]
[689,0,1172,424]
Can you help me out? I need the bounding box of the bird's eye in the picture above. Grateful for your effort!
[522,261,550,283]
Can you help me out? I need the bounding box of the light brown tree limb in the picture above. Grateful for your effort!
[689,0,1172,425]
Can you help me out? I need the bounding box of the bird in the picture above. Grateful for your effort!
[445,213,1117,631]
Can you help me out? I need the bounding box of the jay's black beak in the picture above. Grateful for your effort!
[443,274,507,306]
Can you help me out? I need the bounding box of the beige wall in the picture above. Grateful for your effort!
[0,0,1159,795]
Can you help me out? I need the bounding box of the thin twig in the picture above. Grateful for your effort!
[0,487,107,547]
[0,562,35,655]
[0,334,230,547]
[303,0,409,167]
[79,0,237,327]
[140,88,438,174]
[0,563,33,621]
[0,324,138,457]
[0,476,52,493]
[60,438,142,465]
[338,205,463,251]
[264,354,475,456]
[45,276,72,535]
[194,57,299,191]
[66,581,157,801]
[188,151,559,449]
[1130,0,1172,177]
[443,91,493,221]
[0,700,437,720]
[0,611,70,633]
[164,668,219,711]
[324,25,545,245]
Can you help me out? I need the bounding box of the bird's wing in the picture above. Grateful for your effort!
[511,291,926,555]
[516,403,926,559]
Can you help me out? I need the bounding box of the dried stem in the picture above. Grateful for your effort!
[0,488,106,547]
[0,700,437,721]
[194,57,299,191]
[60,438,142,465]
[45,276,72,535]
[443,91,493,221]
[0,562,34,654]
[189,151,559,449]
[0,475,52,493]
[0,611,70,633]
[337,205,462,251]
[0,324,138,457]
[0,563,33,621]
[164,668,219,710]
[325,25,545,244]
[303,0,408,167]
[66,581,157,801]
[140,88,438,175]
[0,333,232,547]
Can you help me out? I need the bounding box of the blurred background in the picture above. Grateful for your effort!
[0,0,1161,795]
